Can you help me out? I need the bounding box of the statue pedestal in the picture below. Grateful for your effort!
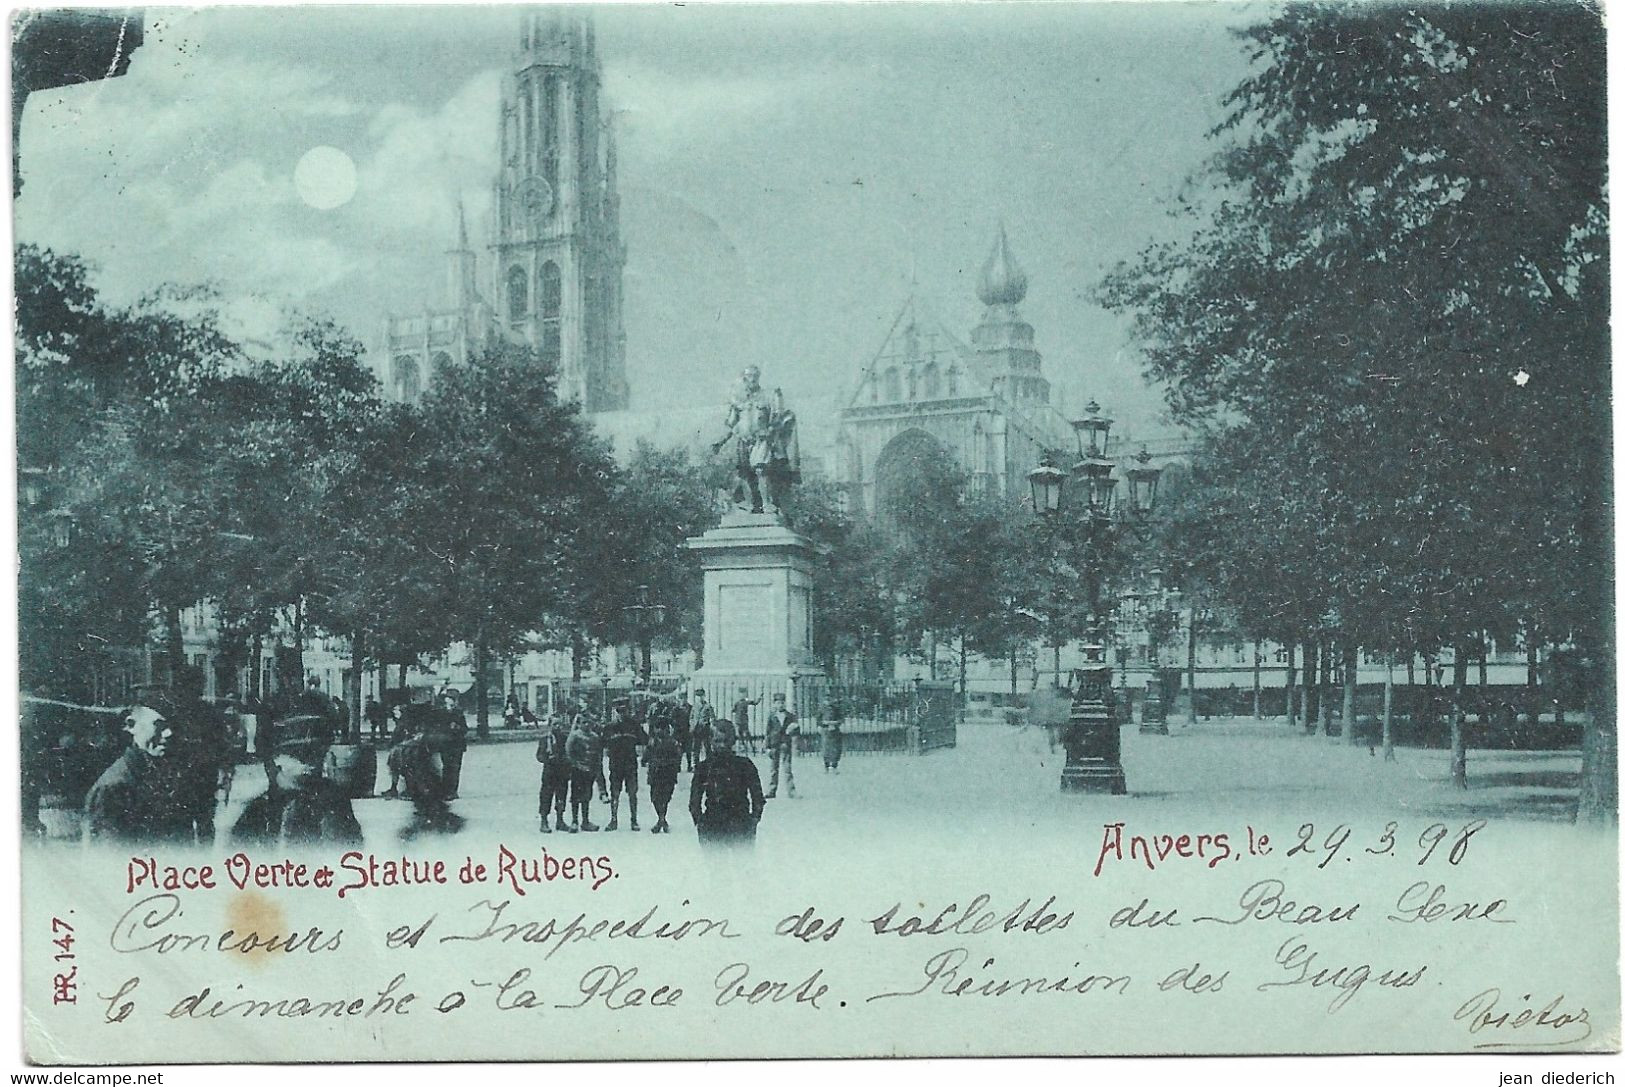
[686,514,823,710]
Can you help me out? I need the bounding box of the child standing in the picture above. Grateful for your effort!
[821,695,845,773]
[644,720,683,834]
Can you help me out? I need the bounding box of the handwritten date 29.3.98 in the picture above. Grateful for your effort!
[1092,820,1487,877]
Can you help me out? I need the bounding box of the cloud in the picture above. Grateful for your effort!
[604,61,853,159]
[355,70,501,241]
[14,16,367,312]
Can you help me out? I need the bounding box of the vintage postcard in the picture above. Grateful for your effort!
[11,1,1619,1068]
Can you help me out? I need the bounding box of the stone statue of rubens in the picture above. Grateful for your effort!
[710,365,800,519]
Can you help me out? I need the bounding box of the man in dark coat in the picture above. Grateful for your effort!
[689,720,765,846]
[535,712,572,832]
[764,692,800,799]
[731,690,760,754]
[432,692,468,799]
[229,715,362,846]
[174,694,232,844]
[603,698,648,831]
[671,694,694,771]
[688,690,715,770]
[365,698,387,741]
[565,707,604,832]
[83,703,195,844]
[295,675,343,739]
[644,718,683,834]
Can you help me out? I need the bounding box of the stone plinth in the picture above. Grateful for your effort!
[686,513,821,685]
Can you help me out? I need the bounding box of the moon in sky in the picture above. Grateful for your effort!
[293,146,357,211]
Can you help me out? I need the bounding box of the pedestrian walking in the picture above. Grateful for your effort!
[228,715,363,846]
[534,712,572,832]
[732,689,761,754]
[435,692,468,799]
[164,674,227,845]
[689,720,765,846]
[821,695,845,773]
[365,697,387,741]
[604,697,649,831]
[764,692,799,799]
[672,693,694,770]
[297,675,344,740]
[566,706,604,832]
[644,719,683,833]
[389,701,449,814]
[689,689,715,770]
[242,693,267,761]
[381,704,410,798]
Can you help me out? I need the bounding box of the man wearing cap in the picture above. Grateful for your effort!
[535,709,572,832]
[671,692,693,771]
[764,692,800,799]
[643,717,683,834]
[689,720,765,846]
[83,703,193,844]
[732,690,761,754]
[566,706,605,832]
[603,697,649,831]
[688,689,714,771]
[229,715,363,845]
[432,691,468,800]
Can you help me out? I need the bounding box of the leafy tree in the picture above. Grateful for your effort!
[782,478,894,675]
[401,342,617,734]
[1101,3,1608,795]
[597,442,721,675]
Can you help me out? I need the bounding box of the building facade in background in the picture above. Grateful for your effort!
[837,227,1084,529]
[381,10,629,413]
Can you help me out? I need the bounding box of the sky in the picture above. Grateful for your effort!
[13,2,1264,437]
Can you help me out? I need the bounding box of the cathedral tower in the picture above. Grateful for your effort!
[971,224,1049,405]
[491,10,628,411]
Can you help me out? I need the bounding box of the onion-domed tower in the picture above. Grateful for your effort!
[971,224,1049,405]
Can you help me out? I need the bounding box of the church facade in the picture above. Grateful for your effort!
[380,11,629,413]
[836,227,1077,526]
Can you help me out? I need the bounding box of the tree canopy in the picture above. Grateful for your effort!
[1100,2,1609,787]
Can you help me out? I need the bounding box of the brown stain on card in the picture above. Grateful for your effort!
[225,890,284,969]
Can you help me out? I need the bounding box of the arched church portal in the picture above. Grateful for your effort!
[873,428,951,534]
[392,355,422,402]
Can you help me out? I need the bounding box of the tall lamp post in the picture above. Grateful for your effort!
[1026,408,1161,794]
[621,584,667,683]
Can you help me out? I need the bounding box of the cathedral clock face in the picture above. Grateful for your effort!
[517,176,554,218]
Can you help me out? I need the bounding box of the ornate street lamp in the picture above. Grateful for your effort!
[1073,454,1117,515]
[1026,408,1164,793]
[1072,400,1112,459]
[1125,446,1162,516]
[1026,455,1067,517]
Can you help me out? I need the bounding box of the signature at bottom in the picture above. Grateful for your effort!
[1454,988,1592,1048]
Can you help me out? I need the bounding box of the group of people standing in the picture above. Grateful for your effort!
[531,686,843,845]
[376,690,468,804]
[67,670,850,850]
[79,672,364,846]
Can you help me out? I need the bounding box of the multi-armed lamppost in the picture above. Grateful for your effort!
[1025,403,1161,793]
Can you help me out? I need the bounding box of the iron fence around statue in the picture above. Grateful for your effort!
[687,675,956,756]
